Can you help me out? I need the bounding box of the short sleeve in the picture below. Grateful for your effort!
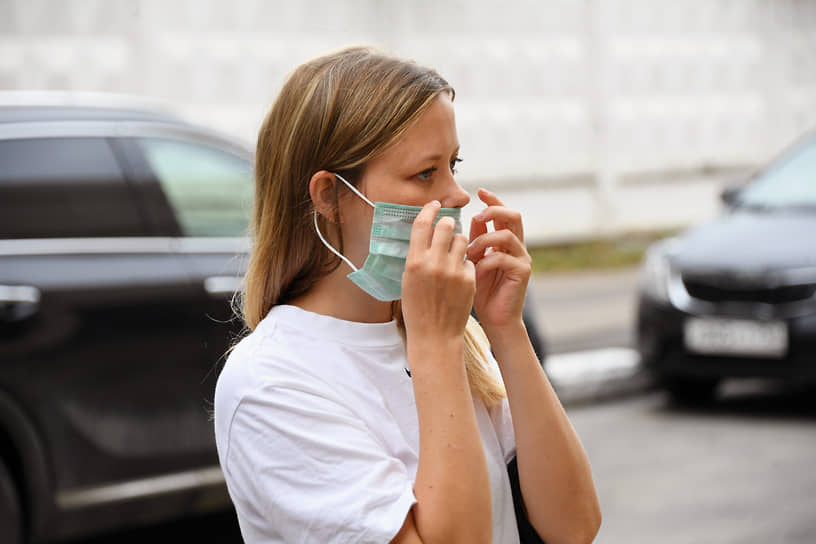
[486,353,517,464]
[221,384,417,544]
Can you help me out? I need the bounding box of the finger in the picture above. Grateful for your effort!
[430,215,457,254]
[463,257,476,281]
[475,250,531,284]
[471,204,524,243]
[478,188,505,207]
[477,188,517,239]
[477,188,506,230]
[449,232,469,263]
[468,215,489,263]
[408,200,441,256]
[467,229,527,261]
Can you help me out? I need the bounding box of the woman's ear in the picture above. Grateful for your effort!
[309,171,341,222]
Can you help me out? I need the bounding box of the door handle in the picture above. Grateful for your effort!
[0,285,41,322]
[203,276,242,297]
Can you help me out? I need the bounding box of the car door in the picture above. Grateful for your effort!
[113,131,253,462]
[0,134,218,538]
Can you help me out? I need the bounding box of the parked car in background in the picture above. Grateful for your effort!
[0,92,546,542]
[0,92,252,542]
[636,129,816,402]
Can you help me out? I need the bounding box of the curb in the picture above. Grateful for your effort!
[544,348,657,405]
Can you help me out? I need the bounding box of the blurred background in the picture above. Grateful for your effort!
[3,0,815,242]
[2,1,816,543]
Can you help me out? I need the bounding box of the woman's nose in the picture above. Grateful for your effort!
[442,176,471,209]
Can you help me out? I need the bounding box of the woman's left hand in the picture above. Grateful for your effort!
[466,189,532,336]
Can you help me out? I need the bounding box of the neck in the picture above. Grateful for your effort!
[289,265,394,323]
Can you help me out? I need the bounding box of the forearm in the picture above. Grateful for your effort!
[407,338,492,544]
[486,322,601,544]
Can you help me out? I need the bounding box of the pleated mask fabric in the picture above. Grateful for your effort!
[313,174,462,301]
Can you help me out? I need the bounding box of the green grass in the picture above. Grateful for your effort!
[528,230,679,274]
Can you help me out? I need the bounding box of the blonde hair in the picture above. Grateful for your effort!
[242,46,505,406]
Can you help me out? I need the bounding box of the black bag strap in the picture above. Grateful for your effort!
[507,457,547,544]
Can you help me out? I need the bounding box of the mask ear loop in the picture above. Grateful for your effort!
[313,211,359,272]
[313,172,377,273]
[333,172,375,208]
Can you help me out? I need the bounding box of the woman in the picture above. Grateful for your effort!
[214,47,601,544]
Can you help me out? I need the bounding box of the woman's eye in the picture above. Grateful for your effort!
[450,157,463,173]
[417,168,435,180]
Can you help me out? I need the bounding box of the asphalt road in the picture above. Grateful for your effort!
[74,268,816,543]
[573,384,816,544]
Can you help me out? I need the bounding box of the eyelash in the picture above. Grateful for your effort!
[417,157,463,181]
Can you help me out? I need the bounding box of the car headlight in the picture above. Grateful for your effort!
[638,241,675,303]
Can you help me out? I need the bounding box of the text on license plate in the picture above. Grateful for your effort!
[684,318,788,358]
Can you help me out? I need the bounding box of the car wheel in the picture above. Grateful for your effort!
[664,376,720,405]
[0,458,23,544]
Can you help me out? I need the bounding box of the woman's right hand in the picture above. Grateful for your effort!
[398,201,493,544]
[401,201,475,345]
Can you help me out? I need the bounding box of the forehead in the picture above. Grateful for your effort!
[378,94,458,163]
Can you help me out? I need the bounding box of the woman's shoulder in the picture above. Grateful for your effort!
[215,304,406,420]
[213,311,332,443]
[216,305,373,399]
[217,310,314,392]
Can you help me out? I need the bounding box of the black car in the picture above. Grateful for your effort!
[0,92,546,542]
[636,130,816,402]
[0,93,253,542]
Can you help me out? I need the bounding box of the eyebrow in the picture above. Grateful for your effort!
[417,147,460,163]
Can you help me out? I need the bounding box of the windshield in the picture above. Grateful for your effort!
[737,135,816,211]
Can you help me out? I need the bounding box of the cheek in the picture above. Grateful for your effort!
[364,176,438,207]
[342,206,374,253]
[389,182,438,206]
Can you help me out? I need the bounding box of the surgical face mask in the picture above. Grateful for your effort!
[313,173,462,301]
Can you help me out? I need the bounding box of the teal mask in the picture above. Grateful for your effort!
[313,173,462,301]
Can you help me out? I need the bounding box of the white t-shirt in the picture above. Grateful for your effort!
[214,304,519,544]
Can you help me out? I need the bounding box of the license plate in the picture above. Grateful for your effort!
[684,318,788,358]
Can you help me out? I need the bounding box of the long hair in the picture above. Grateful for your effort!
[242,46,505,406]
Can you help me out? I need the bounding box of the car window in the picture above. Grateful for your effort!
[739,137,816,209]
[0,137,146,239]
[138,138,253,237]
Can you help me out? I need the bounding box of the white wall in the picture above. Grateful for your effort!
[2,0,816,243]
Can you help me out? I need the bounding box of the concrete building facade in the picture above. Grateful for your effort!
[2,0,815,243]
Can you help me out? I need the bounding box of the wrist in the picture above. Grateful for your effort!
[407,335,465,371]
[407,334,464,356]
[481,318,527,348]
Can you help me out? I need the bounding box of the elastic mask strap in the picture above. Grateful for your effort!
[334,172,375,208]
[313,210,359,272]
